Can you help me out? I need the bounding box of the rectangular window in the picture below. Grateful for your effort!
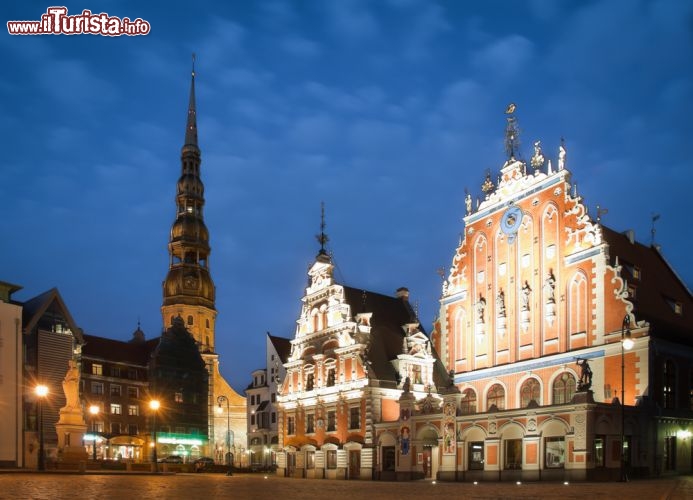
[306,373,314,391]
[128,424,138,435]
[271,393,276,403]
[327,369,335,387]
[128,369,137,380]
[176,426,185,434]
[271,412,276,424]
[128,386,138,398]
[504,439,522,470]
[545,437,565,468]
[94,422,104,433]
[110,385,121,397]
[306,451,315,469]
[469,441,484,470]
[190,428,199,435]
[349,407,360,429]
[128,405,139,416]
[594,435,605,467]
[92,363,102,375]
[111,422,120,434]
[327,410,336,432]
[174,392,183,403]
[91,382,104,395]
[306,414,315,434]
[251,414,256,425]
[111,367,121,377]
[110,404,121,415]
[287,416,295,435]
[326,450,337,469]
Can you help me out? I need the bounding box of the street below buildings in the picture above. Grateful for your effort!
[0,472,691,499]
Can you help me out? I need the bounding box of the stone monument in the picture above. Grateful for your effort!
[55,359,88,464]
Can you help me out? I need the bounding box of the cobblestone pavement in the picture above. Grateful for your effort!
[0,472,690,500]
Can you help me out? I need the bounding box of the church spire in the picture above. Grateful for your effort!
[162,58,216,350]
[183,53,198,153]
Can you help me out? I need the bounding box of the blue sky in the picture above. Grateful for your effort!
[2,0,691,393]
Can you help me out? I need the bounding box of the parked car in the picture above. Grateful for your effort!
[193,457,215,471]
[158,455,183,464]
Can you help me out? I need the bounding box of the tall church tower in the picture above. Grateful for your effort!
[161,60,216,352]
[161,59,247,463]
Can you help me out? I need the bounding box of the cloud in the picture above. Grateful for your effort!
[197,16,245,66]
[470,34,534,79]
[36,58,118,105]
[281,35,322,58]
[322,0,379,43]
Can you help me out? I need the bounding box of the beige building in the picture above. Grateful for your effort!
[0,281,23,467]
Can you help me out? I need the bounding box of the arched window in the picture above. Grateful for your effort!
[663,359,676,409]
[311,309,319,332]
[487,384,505,410]
[520,378,541,407]
[326,368,335,387]
[306,373,314,391]
[187,315,194,326]
[552,372,576,404]
[460,388,477,415]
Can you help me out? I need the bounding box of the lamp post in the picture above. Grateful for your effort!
[150,399,160,472]
[621,315,634,482]
[89,405,99,461]
[217,395,233,476]
[35,384,48,471]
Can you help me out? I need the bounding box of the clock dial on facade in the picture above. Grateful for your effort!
[500,206,523,237]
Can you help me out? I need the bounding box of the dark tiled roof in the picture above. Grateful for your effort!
[21,288,84,343]
[268,333,292,363]
[82,333,159,366]
[342,286,451,388]
[603,226,693,344]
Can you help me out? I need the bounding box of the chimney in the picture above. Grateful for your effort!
[396,287,410,301]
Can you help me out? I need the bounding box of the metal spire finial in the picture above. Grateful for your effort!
[651,213,661,246]
[316,201,329,256]
[184,53,199,150]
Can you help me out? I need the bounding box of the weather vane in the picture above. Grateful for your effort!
[316,201,329,254]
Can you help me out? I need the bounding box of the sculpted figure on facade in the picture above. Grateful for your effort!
[62,359,81,410]
[476,295,486,324]
[521,281,532,311]
[544,270,556,305]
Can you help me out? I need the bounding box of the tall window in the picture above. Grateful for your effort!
[460,388,477,415]
[553,372,577,404]
[306,373,314,391]
[128,405,139,416]
[349,407,360,429]
[91,382,104,395]
[92,363,103,375]
[111,367,121,377]
[127,386,138,398]
[663,359,676,409]
[287,416,295,435]
[487,384,505,410]
[110,404,121,415]
[520,378,541,407]
[187,315,194,325]
[111,422,120,434]
[327,410,336,432]
[327,369,335,387]
[505,439,522,469]
[306,451,315,469]
[545,437,565,468]
[110,385,121,397]
[128,424,138,435]
[306,414,315,434]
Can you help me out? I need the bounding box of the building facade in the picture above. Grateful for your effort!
[276,228,450,480]
[160,64,246,464]
[0,281,23,467]
[245,333,290,469]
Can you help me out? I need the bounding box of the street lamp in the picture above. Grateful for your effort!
[217,395,233,476]
[621,315,634,482]
[89,405,99,461]
[35,384,48,471]
[150,399,160,472]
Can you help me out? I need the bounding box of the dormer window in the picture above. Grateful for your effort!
[664,296,683,315]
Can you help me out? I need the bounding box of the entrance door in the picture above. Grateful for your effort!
[423,447,432,478]
[287,452,296,477]
[349,450,360,479]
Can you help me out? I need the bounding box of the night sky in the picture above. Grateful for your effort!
[2,1,691,393]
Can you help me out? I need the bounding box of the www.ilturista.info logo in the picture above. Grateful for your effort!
[7,7,150,36]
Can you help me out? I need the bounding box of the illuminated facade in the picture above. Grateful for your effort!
[161,63,246,463]
[276,220,450,480]
[0,281,23,467]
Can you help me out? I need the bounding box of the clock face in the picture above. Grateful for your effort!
[501,206,523,236]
